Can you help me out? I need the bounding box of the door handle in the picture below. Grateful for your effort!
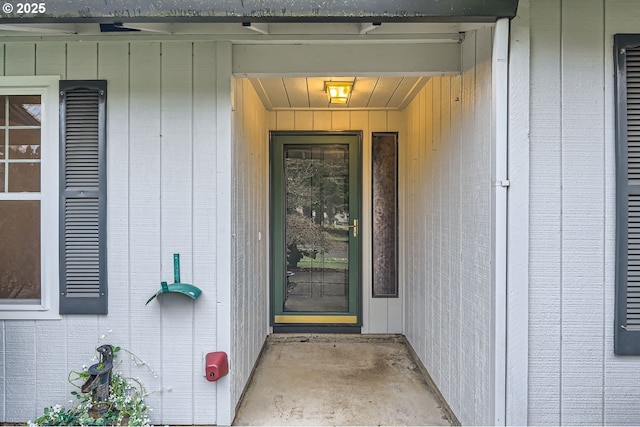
[347,219,358,237]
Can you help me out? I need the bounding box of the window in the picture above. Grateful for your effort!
[615,34,640,354]
[371,132,398,298]
[0,76,60,319]
[0,78,107,319]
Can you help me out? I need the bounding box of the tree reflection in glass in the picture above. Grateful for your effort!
[283,144,350,312]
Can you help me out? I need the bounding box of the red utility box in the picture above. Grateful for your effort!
[205,352,229,381]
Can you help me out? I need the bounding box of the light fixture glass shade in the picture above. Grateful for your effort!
[325,81,353,104]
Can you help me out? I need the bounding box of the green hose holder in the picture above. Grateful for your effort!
[146,253,202,305]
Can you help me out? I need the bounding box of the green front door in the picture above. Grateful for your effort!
[271,132,361,327]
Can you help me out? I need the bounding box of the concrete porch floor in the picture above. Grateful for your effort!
[233,334,456,426]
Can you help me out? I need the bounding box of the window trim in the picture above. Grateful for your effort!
[0,76,60,320]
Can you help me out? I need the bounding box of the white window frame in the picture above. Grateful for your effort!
[0,76,60,320]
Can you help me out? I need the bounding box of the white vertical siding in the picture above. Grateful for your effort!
[214,40,233,426]
[268,109,405,334]
[35,42,65,76]
[231,78,270,410]
[98,41,131,363]
[5,43,35,75]
[603,2,640,424]
[0,41,225,425]
[402,28,495,426]
[127,41,164,421]
[159,41,195,419]
[526,0,640,425]
[529,0,563,423]
[191,41,219,424]
[560,1,605,423]
[448,73,463,418]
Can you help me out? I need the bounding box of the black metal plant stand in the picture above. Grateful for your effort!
[81,344,114,419]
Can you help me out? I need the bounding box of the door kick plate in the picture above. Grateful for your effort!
[274,315,358,324]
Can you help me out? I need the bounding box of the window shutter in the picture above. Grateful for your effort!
[615,35,640,354]
[59,80,107,314]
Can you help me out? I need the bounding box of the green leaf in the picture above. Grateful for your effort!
[34,344,150,427]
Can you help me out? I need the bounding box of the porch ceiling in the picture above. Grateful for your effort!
[249,75,429,110]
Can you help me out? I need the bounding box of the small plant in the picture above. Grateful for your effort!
[28,345,152,426]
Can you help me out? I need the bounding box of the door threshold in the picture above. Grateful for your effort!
[273,325,361,334]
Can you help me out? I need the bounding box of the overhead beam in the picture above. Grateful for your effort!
[232,43,461,76]
[0,0,519,23]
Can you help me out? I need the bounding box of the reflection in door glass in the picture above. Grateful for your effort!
[283,144,349,313]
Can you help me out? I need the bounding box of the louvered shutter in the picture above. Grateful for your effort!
[615,35,640,354]
[59,81,107,314]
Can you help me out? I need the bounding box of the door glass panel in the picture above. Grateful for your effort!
[283,144,349,313]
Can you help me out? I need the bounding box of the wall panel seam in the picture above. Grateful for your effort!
[559,2,564,422]
[601,2,606,422]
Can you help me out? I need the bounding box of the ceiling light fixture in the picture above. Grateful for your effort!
[324,81,353,104]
